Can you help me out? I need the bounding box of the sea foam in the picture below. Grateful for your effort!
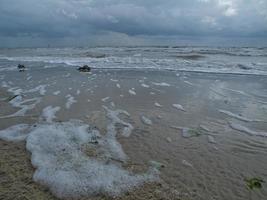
[65,94,77,109]
[172,104,186,112]
[229,122,267,137]
[0,124,31,142]
[41,106,60,123]
[25,120,155,199]
[0,108,158,199]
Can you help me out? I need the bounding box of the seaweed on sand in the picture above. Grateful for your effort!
[245,178,264,190]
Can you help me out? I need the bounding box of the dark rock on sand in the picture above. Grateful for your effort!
[78,65,91,72]
[18,64,26,72]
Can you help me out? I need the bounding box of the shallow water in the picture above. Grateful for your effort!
[0,63,267,199]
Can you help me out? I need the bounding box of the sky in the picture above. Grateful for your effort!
[0,0,267,47]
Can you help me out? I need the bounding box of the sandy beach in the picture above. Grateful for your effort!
[1,0,267,198]
[0,66,267,200]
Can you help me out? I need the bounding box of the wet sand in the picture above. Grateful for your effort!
[0,68,267,200]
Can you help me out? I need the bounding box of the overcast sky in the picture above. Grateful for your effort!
[0,0,267,47]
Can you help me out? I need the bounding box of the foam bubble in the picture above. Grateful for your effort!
[207,135,216,144]
[0,124,31,142]
[0,96,41,118]
[166,137,172,143]
[182,160,193,168]
[53,91,61,95]
[184,81,194,86]
[116,83,121,88]
[8,87,23,95]
[1,115,157,199]
[102,97,110,102]
[172,104,186,112]
[140,116,152,125]
[65,95,77,109]
[152,82,170,87]
[219,109,264,122]
[41,106,60,123]
[103,106,133,138]
[155,102,162,107]
[141,83,150,88]
[129,89,136,95]
[229,122,267,137]
[25,120,156,199]
[26,85,47,95]
[110,102,115,107]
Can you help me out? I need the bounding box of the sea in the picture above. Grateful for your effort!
[0,46,267,75]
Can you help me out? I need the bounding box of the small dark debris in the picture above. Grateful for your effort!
[78,65,91,72]
[7,95,18,102]
[18,64,26,72]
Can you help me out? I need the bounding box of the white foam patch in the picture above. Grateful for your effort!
[116,83,121,89]
[26,85,47,95]
[1,111,158,198]
[41,106,60,123]
[0,124,31,142]
[8,87,23,95]
[166,137,172,143]
[199,125,211,132]
[25,120,156,199]
[53,91,61,95]
[207,135,216,144]
[1,81,9,88]
[152,82,170,87]
[182,160,193,168]
[140,116,152,125]
[110,102,115,107]
[141,84,150,88]
[129,89,136,95]
[154,102,162,107]
[184,81,194,86]
[65,95,77,109]
[102,97,110,102]
[103,106,133,138]
[76,90,81,95]
[172,104,186,112]
[219,109,264,122]
[229,122,267,137]
[110,79,119,82]
[223,88,250,97]
[0,96,41,118]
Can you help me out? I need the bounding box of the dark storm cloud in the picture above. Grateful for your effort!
[0,0,267,46]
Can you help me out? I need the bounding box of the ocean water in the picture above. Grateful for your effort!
[0,46,267,75]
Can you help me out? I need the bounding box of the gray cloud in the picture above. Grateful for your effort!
[0,0,266,47]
